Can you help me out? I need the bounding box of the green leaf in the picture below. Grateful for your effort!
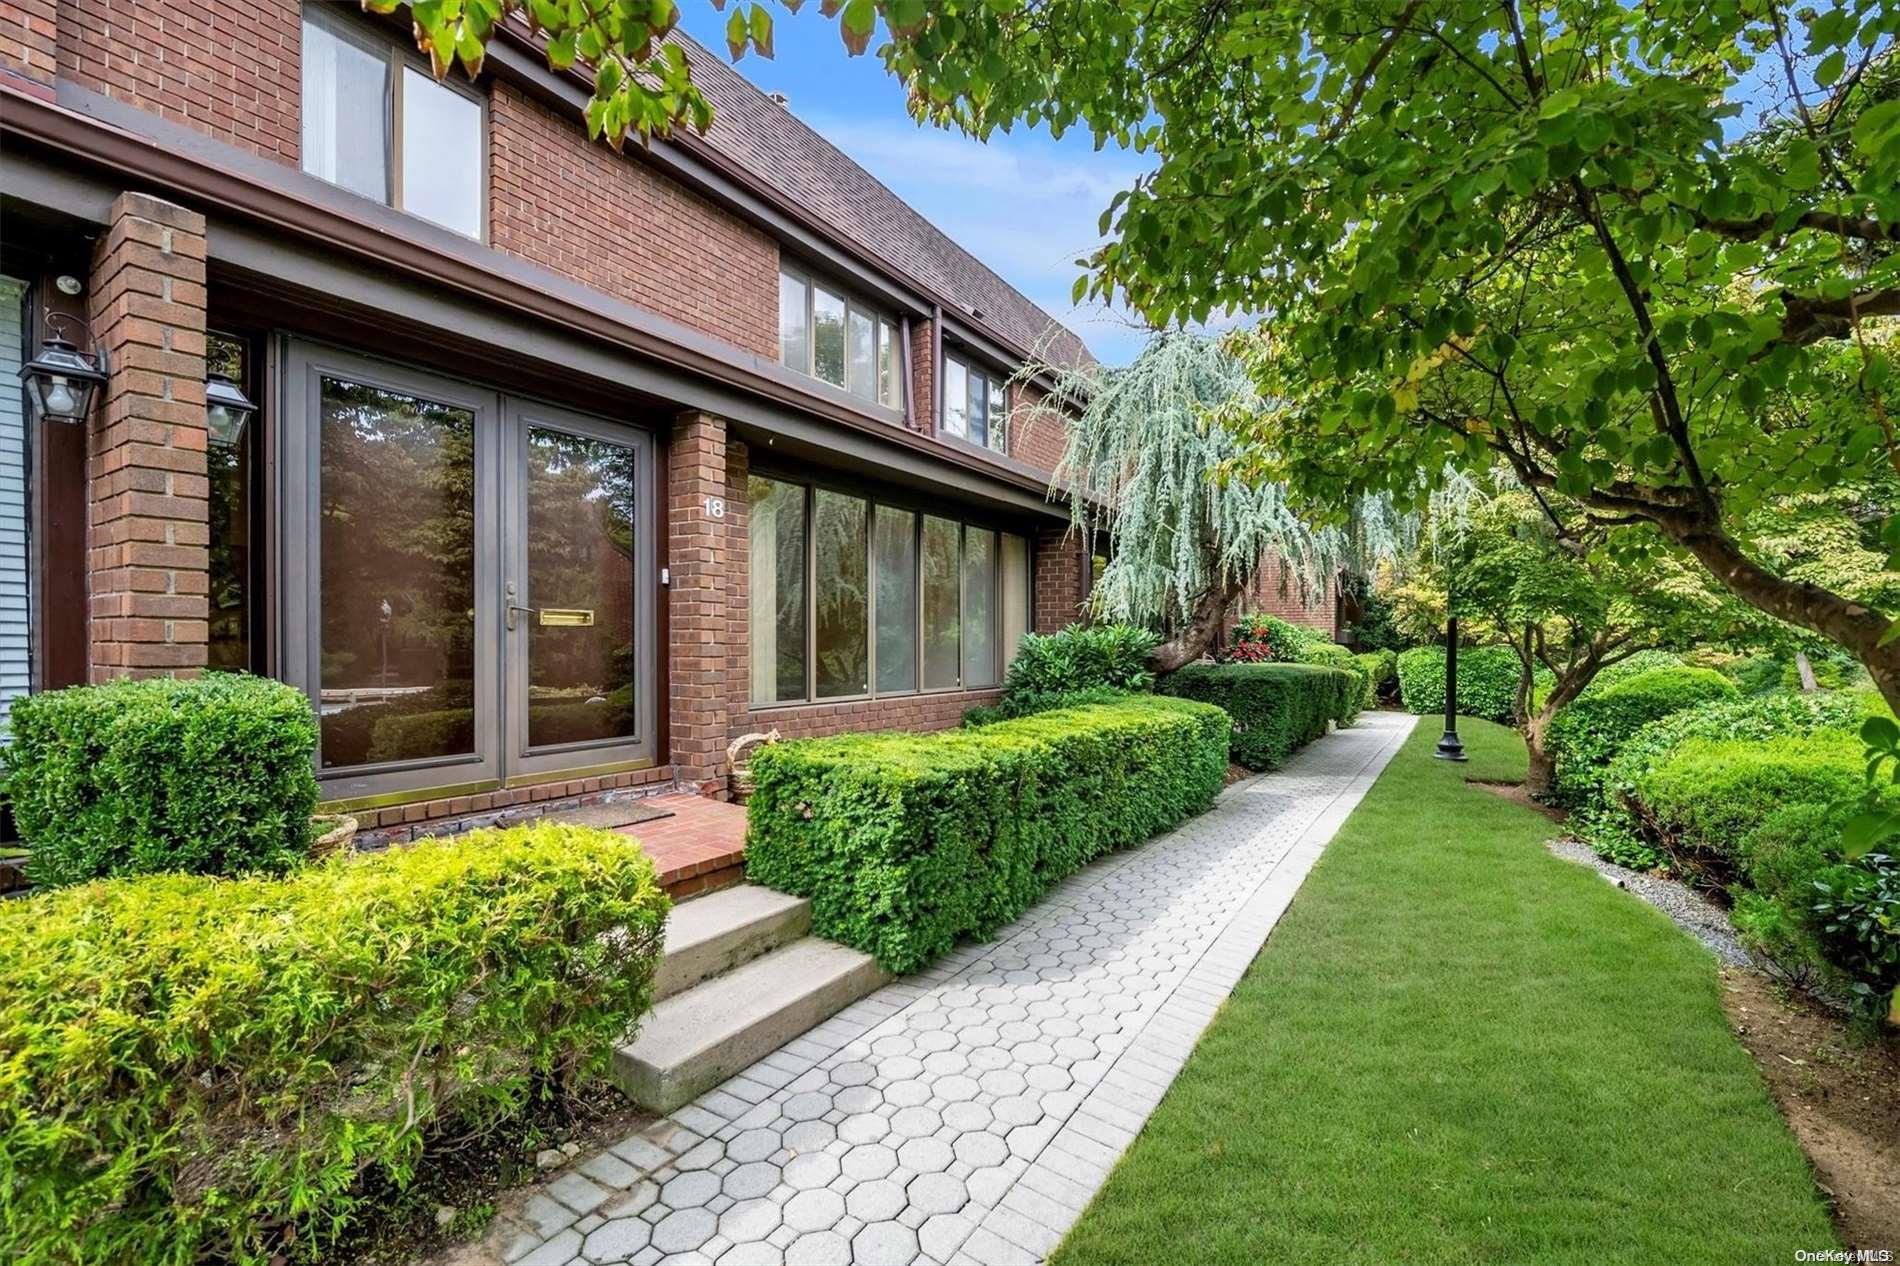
[1815,50,1846,88]
[726,7,748,59]
[1841,809,1900,861]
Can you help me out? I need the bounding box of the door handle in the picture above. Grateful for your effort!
[507,603,535,631]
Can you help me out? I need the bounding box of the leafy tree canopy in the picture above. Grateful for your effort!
[395,0,1900,707]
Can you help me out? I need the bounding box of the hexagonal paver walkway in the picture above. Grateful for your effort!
[479,713,1415,1266]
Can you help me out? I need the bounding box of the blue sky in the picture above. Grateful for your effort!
[675,6,1153,366]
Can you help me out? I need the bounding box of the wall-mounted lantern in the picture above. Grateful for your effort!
[205,370,257,448]
[18,314,108,425]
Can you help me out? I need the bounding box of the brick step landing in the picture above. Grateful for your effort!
[614,886,890,1114]
[618,794,749,901]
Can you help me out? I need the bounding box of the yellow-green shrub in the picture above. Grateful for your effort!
[0,825,669,1265]
[1159,662,1359,770]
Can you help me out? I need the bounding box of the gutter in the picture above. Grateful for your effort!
[0,81,1070,507]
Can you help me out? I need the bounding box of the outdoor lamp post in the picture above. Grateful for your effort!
[18,314,108,426]
[1435,611,1468,762]
[205,370,258,447]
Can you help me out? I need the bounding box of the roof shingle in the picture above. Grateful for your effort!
[673,32,1096,373]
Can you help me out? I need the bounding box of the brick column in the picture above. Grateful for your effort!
[668,410,734,797]
[86,191,209,681]
[1033,521,1085,633]
[724,440,751,741]
[909,318,936,434]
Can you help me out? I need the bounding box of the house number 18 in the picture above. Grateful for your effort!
[704,497,726,519]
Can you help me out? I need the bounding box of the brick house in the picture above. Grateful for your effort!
[0,3,1334,835]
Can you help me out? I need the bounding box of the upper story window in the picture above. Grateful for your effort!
[301,8,486,240]
[941,352,1009,456]
[779,266,901,409]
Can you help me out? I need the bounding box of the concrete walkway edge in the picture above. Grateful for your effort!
[468,713,1419,1266]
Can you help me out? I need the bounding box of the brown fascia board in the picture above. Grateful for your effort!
[0,80,1077,507]
[485,22,1076,395]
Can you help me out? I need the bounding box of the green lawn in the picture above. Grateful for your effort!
[1053,718,1835,1265]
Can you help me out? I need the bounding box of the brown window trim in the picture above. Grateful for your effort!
[746,462,1035,710]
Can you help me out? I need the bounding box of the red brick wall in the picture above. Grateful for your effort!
[57,0,300,161]
[1009,380,1066,477]
[910,318,936,433]
[1033,521,1085,633]
[668,410,736,796]
[86,191,211,680]
[749,689,1004,741]
[489,83,780,357]
[1,0,56,85]
[1242,551,1339,640]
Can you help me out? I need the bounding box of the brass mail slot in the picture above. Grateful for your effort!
[538,608,595,627]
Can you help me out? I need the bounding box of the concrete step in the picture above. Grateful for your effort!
[616,937,891,1113]
[653,884,812,1002]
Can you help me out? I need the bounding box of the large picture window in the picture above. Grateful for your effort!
[779,266,902,408]
[748,475,1031,705]
[941,352,1009,455]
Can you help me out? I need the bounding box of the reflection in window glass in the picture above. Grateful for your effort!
[525,428,637,747]
[207,334,252,673]
[988,378,1009,454]
[317,377,475,768]
[922,515,960,689]
[962,527,997,687]
[874,507,918,693]
[400,67,482,237]
[1000,532,1029,671]
[943,358,968,438]
[847,308,875,400]
[813,287,847,387]
[813,491,869,697]
[779,271,809,373]
[749,477,807,703]
[969,374,988,449]
[301,16,390,202]
[878,320,898,408]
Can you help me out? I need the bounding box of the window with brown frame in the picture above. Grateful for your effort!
[778,266,902,409]
[301,6,487,240]
[748,474,1032,706]
[941,351,1009,455]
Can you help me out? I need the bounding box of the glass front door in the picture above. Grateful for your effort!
[503,402,655,779]
[282,342,655,803]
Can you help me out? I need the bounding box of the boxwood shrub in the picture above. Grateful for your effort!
[0,823,670,1266]
[745,696,1227,973]
[1632,731,1871,866]
[1583,689,1888,866]
[1355,648,1398,705]
[1394,645,1531,724]
[5,674,320,887]
[1294,641,1374,710]
[1159,662,1359,770]
[1545,667,1738,808]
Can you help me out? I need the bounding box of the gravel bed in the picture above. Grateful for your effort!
[1546,837,1755,968]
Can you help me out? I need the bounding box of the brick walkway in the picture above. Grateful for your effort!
[478,714,1416,1266]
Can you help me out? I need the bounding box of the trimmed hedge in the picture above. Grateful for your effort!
[1159,662,1359,771]
[1586,690,1887,863]
[0,824,670,1265]
[5,674,319,887]
[1295,642,1374,711]
[1355,648,1398,704]
[745,696,1227,972]
[1633,731,1871,864]
[1545,667,1738,808]
[1395,645,1533,724]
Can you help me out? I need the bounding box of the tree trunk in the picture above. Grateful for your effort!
[1525,723,1556,798]
[1794,650,1819,692]
[1660,514,1900,715]
[1149,573,1248,675]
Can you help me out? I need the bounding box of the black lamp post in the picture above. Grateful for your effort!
[1435,610,1468,761]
